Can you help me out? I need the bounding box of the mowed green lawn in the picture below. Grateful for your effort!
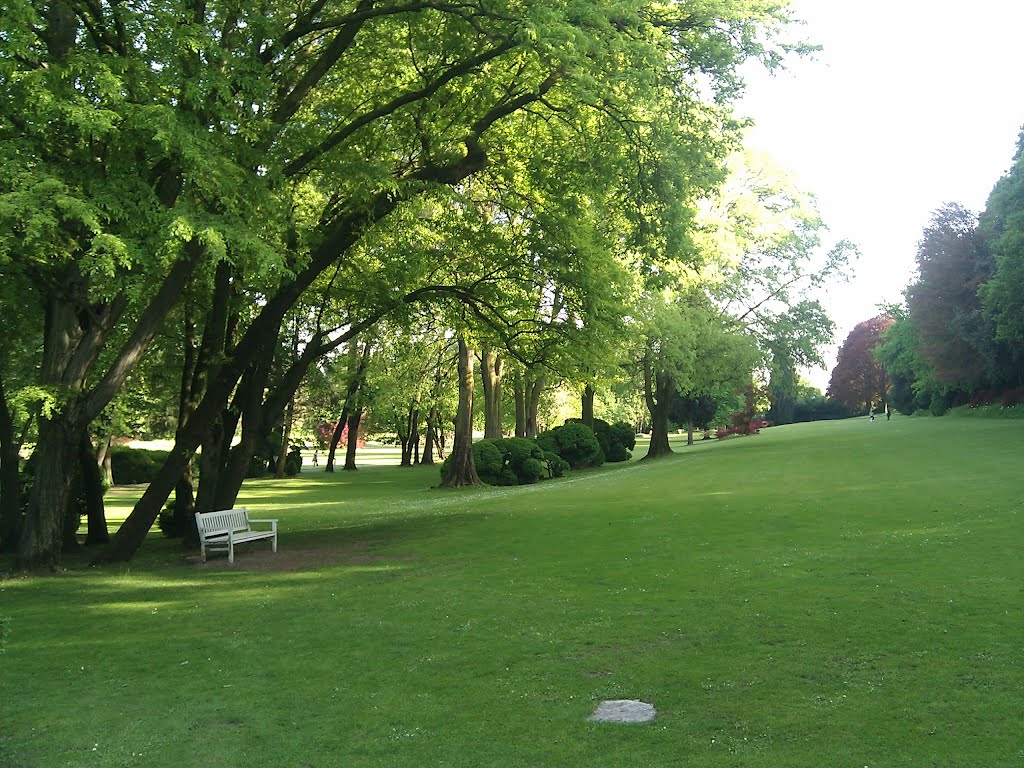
[2,415,1022,767]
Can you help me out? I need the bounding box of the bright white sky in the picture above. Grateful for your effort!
[737,0,1024,389]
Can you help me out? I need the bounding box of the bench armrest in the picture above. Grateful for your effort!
[247,518,278,528]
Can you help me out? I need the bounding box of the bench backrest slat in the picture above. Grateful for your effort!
[196,508,250,536]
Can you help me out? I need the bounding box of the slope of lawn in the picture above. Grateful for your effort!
[2,414,1022,767]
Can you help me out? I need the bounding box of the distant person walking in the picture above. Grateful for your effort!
[313,449,319,466]
[886,406,891,421]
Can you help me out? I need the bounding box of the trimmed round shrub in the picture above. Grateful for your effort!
[284,446,303,476]
[439,438,549,486]
[536,422,602,469]
[540,450,569,478]
[566,418,634,462]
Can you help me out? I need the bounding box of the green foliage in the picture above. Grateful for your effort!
[980,129,1024,354]
[440,438,547,486]
[929,391,951,417]
[284,446,303,477]
[791,382,852,423]
[108,447,171,486]
[535,422,603,469]
[568,418,634,463]
[540,450,570,478]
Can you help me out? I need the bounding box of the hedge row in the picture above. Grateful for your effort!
[440,420,635,487]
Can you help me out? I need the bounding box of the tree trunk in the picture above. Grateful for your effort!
[581,384,595,429]
[645,396,673,459]
[526,373,545,438]
[513,373,527,438]
[174,468,197,548]
[95,434,113,487]
[23,252,199,567]
[274,394,295,479]
[398,413,411,467]
[324,413,347,472]
[686,421,695,447]
[421,408,436,465]
[343,409,362,470]
[400,404,420,466]
[0,374,23,552]
[17,415,79,569]
[439,338,480,488]
[642,349,675,460]
[481,345,504,438]
[327,340,371,472]
[81,433,108,546]
[194,411,231,514]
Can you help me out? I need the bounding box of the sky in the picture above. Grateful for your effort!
[736,0,1024,389]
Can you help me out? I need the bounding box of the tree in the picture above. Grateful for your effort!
[906,204,994,388]
[638,293,757,459]
[3,0,801,566]
[439,337,482,488]
[700,151,853,423]
[827,315,893,414]
[874,306,946,415]
[978,128,1024,382]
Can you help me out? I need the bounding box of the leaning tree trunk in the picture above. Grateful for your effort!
[327,340,371,472]
[439,337,480,488]
[481,345,504,438]
[324,413,347,472]
[343,408,363,471]
[324,411,348,472]
[581,384,595,429]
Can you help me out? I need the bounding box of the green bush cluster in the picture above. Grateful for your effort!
[567,418,635,462]
[440,437,546,486]
[536,422,603,469]
[109,446,171,485]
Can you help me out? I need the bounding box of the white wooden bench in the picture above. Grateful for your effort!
[195,507,278,564]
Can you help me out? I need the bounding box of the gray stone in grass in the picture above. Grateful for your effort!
[589,699,656,723]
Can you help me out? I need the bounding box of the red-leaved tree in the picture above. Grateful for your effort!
[827,315,893,413]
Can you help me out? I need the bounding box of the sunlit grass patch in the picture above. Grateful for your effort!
[3,415,1023,767]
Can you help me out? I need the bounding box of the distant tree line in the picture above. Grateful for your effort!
[823,129,1024,417]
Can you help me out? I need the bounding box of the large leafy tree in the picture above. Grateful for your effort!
[4,0,800,567]
[699,152,854,424]
[637,292,757,459]
[979,129,1024,381]
[874,306,944,415]
[826,315,892,414]
[906,204,994,389]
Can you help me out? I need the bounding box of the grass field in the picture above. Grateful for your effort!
[2,414,1022,767]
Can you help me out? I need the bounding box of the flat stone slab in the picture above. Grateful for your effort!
[589,699,656,723]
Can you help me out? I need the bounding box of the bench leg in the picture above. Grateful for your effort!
[228,538,234,564]
[272,535,277,553]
